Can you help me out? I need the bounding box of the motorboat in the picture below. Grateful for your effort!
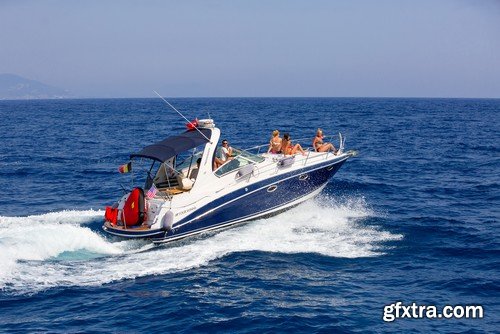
[102,118,355,244]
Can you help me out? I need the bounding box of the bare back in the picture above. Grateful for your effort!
[269,136,282,153]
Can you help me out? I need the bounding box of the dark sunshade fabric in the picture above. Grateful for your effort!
[130,128,211,162]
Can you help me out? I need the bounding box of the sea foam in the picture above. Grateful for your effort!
[0,196,402,293]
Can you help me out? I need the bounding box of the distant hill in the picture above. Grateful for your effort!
[0,73,73,100]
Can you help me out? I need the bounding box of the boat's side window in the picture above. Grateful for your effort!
[153,163,168,184]
[154,161,179,188]
[188,158,202,180]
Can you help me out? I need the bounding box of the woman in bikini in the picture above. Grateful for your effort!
[282,133,306,156]
[313,128,336,153]
[268,130,283,154]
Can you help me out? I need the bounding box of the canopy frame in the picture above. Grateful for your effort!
[130,128,212,163]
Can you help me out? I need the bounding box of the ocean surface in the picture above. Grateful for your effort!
[0,98,498,333]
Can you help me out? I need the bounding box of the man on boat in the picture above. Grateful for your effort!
[214,139,233,169]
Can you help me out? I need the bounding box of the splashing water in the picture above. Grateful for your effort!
[0,196,402,294]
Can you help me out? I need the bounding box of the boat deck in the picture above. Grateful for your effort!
[103,221,150,230]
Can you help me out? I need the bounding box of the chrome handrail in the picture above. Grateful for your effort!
[244,136,317,154]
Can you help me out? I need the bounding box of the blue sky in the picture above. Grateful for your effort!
[1,0,499,98]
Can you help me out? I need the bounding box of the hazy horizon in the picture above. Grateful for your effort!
[1,0,499,98]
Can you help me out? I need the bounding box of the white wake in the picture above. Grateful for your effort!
[0,196,402,294]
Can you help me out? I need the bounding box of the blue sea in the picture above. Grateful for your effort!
[0,98,498,333]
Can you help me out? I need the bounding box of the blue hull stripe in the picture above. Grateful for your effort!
[102,226,166,238]
[169,158,346,236]
[152,183,328,243]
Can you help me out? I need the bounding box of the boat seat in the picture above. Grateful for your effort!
[155,177,179,188]
[157,187,188,195]
[156,175,193,194]
[166,188,186,195]
[176,174,194,190]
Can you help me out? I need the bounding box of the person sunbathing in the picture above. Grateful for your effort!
[282,133,306,156]
[313,128,336,153]
[267,130,283,154]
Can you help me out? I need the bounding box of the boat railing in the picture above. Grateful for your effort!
[243,135,340,160]
[238,135,348,176]
[244,136,320,154]
[224,148,355,190]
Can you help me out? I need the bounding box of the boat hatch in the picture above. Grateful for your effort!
[215,148,265,177]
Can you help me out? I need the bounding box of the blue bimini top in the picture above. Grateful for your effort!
[130,128,211,163]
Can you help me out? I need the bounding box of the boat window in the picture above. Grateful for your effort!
[153,157,177,187]
[215,148,264,177]
[152,148,203,188]
[175,150,202,172]
[131,142,208,190]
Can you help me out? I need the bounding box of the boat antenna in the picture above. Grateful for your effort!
[153,90,212,143]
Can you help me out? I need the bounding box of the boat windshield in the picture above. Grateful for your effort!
[175,150,203,172]
[150,146,204,189]
[215,148,265,177]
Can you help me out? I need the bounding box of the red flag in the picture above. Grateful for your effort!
[186,118,198,130]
